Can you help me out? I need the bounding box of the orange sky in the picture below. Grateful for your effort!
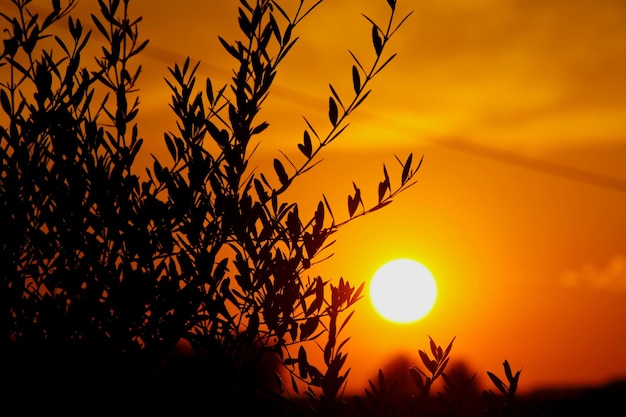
[7,0,626,395]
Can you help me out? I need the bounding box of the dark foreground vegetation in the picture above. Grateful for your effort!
[0,0,566,415]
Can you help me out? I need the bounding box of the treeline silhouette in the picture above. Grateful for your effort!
[1,0,530,416]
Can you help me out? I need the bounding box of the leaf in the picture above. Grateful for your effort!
[218,36,241,59]
[378,369,386,393]
[419,350,437,374]
[429,336,438,360]
[91,15,109,41]
[299,316,319,340]
[0,89,11,116]
[164,133,177,161]
[442,336,456,361]
[307,276,324,314]
[351,65,361,94]
[378,165,390,203]
[297,130,312,158]
[273,158,289,186]
[251,121,269,135]
[328,97,338,126]
[487,371,508,395]
[313,200,324,232]
[503,360,513,382]
[54,35,70,55]
[298,346,308,378]
[128,39,149,59]
[253,178,268,202]
[409,367,424,390]
[329,83,343,109]
[402,153,413,184]
[206,77,214,104]
[371,25,383,56]
[347,183,362,218]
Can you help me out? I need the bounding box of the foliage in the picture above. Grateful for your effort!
[349,337,524,417]
[0,0,523,416]
[0,0,416,413]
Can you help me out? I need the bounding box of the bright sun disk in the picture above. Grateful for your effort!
[369,258,437,324]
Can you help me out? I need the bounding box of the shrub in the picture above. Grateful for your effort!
[0,1,523,416]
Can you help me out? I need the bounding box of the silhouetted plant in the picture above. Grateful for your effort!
[348,338,523,417]
[1,0,420,414]
[483,360,521,417]
[1,1,528,416]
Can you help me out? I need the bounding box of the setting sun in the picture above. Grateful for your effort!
[369,259,438,324]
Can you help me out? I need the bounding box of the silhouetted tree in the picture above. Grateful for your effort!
[0,1,524,416]
[0,0,417,414]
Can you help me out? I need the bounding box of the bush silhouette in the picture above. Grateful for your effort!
[1,1,524,416]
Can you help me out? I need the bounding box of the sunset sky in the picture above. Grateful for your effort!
[7,0,626,395]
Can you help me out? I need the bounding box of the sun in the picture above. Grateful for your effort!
[369,259,437,323]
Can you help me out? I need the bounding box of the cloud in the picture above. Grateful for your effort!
[561,255,626,291]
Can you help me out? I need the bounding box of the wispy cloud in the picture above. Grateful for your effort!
[561,255,626,291]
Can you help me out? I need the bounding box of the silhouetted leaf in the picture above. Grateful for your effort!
[128,39,149,59]
[378,369,386,393]
[429,336,439,359]
[218,36,241,59]
[419,350,437,374]
[353,89,371,110]
[378,165,390,203]
[164,133,177,161]
[373,53,397,76]
[328,97,338,126]
[313,200,324,232]
[54,35,69,55]
[298,346,308,378]
[299,316,319,340]
[442,336,456,362]
[401,153,413,184]
[352,65,361,94]
[91,14,109,41]
[409,367,425,390]
[503,360,513,382]
[347,182,361,218]
[329,83,343,110]
[273,158,289,186]
[371,25,383,56]
[0,90,10,116]
[251,121,269,135]
[487,371,508,395]
[238,8,252,36]
[297,130,312,158]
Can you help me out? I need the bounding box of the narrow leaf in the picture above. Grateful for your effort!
[298,346,308,378]
[487,371,508,395]
[0,90,11,116]
[328,97,338,126]
[401,153,413,184]
[273,158,289,186]
[297,130,313,158]
[372,25,383,56]
[409,367,424,390]
[351,65,361,94]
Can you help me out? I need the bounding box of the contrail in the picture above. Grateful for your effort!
[435,139,626,195]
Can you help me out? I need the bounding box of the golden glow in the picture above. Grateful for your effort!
[369,259,437,323]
